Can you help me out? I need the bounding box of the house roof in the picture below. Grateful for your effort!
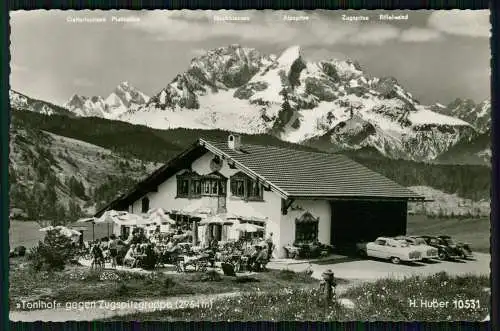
[201,138,423,200]
[94,137,423,217]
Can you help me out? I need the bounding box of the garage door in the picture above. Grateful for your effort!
[330,200,407,248]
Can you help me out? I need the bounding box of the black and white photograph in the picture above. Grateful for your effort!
[8,9,491,321]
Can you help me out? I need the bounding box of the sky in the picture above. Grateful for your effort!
[10,9,490,106]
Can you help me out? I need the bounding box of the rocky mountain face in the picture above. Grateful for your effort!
[432,98,491,134]
[64,81,150,119]
[9,90,73,116]
[434,130,491,166]
[120,45,477,161]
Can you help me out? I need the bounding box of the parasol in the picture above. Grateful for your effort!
[40,225,81,239]
[76,217,97,223]
[75,217,98,240]
[39,226,55,232]
[146,210,176,225]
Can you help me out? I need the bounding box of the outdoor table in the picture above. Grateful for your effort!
[284,245,300,259]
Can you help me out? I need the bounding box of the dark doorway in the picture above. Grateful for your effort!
[141,197,150,213]
[330,200,407,249]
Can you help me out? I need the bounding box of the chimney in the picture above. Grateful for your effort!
[228,134,242,150]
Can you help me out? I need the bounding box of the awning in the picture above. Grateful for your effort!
[226,203,269,222]
[233,223,264,232]
[199,214,236,225]
[76,217,97,223]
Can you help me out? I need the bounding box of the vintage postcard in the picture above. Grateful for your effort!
[8,9,491,322]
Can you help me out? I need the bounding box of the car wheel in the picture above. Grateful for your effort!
[358,249,367,258]
[438,252,446,260]
[390,257,401,264]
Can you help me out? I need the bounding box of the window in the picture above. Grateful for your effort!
[294,212,319,243]
[374,239,386,246]
[211,180,218,194]
[177,170,227,198]
[203,180,211,194]
[141,197,149,213]
[230,172,263,201]
[218,181,226,195]
[191,180,201,196]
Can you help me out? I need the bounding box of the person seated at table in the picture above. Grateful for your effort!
[142,243,158,270]
[209,237,219,251]
[134,244,149,268]
[245,245,259,269]
[123,244,137,268]
[254,245,269,271]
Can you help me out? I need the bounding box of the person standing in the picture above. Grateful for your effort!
[108,234,118,269]
[91,240,104,270]
[265,232,274,259]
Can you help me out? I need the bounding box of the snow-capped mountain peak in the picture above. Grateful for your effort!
[64,82,150,119]
[432,98,491,133]
[119,81,130,88]
[277,45,302,67]
[119,44,478,161]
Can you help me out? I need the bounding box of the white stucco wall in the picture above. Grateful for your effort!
[122,151,283,247]
[115,151,333,257]
[278,199,331,258]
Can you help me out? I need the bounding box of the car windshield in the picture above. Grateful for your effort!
[414,238,426,245]
[395,241,409,247]
[444,238,455,245]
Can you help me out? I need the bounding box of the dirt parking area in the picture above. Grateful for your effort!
[268,252,490,281]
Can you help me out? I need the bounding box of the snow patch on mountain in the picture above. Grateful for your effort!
[122,89,273,134]
[409,107,470,126]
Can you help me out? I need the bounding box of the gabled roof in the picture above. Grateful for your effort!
[201,138,423,200]
[94,137,423,217]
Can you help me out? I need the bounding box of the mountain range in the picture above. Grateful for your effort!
[9,45,491,163]
[64,81,150,118]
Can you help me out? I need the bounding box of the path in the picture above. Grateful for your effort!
[268,252,490,281]
[10,292,241,322]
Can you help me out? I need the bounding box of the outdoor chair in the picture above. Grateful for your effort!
[221,262,236,276]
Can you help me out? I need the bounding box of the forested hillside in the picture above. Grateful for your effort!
[10,110,491,223]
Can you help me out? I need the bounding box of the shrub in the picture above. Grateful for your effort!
[202,270,222,282]
[27,229,78,271]
[115,282,130,296]
[276,269,297,281]
[234,275,259,283]
[163,277,176,289]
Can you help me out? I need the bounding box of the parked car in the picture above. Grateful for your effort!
[393,236,439,260]
[418,235,462,260]
[436,235,473,259]
[356,237,423,264]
